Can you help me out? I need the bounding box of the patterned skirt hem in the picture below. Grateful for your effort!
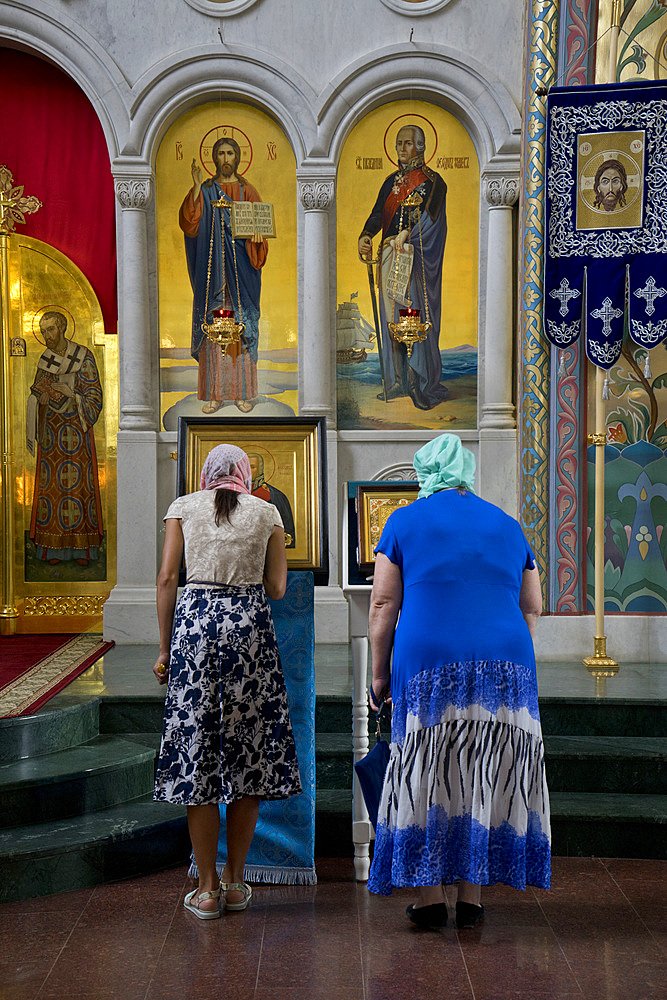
[368,807,551,894]
[153,781,302,806]
[368,714,551,894]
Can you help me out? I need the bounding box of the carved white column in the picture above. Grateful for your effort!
[104,171,158,642]
[480,173,519,430]
[114,175,155,431]
[298,177,335,421]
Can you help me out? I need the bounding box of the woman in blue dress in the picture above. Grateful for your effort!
[367,434,550,929]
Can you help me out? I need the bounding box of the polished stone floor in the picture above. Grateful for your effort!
[0,856,664,1000]
[48,641,667,703]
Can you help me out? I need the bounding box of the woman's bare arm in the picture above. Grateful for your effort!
[153,518,184,683]
[368,552,403,708]
[519,565,542,638]
[263,525,288,600]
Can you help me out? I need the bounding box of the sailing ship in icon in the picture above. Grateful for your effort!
[336,298,376,364]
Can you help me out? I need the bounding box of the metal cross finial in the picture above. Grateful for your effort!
[549,278,581,317]
[590,296,623,336]
[0,165,42,236]
[634,276,667,317]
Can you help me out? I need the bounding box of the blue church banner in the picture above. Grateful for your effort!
[544,80,667,369]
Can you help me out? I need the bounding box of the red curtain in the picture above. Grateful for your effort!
[0,48,117,332]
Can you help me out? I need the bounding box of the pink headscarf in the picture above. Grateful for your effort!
[199,443,252,494]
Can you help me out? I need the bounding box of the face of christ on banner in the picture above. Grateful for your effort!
[593,160,628,212]
[576,132,644,231]
[544,84,667,367]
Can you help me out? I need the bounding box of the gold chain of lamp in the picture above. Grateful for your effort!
[200,195,245,352]
[387,190,432,357]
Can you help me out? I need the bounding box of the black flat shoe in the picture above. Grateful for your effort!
[455,901,484,929]
[406,902,448,930]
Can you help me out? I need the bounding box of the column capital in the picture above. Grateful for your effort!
[114,176,153,209]
[298,179,335,211]
[482,173,519,208]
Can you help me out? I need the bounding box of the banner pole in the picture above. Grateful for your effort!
[583,1,621,692]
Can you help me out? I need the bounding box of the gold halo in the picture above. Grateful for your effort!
[383,114,438,168]
[246,444,276,484]
[579,150,641,216]
[199,125,253,178]
[32,306,75,345]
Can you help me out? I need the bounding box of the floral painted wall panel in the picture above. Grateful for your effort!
[586,341,667,611]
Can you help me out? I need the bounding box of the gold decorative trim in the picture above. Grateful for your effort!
[0,635,110,717]
[519,0,560,607]
[24,595,108,616]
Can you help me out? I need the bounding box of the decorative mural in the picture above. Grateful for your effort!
[596,0,667,84]
[526,0,667,615]
[586,341,667,611]
[336,100,478,431]
[156,103,297,430]
[8,236,117,629]
[520,0,558,599]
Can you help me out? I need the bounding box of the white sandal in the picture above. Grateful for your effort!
[183,886,221,920]
[221,881,253,911]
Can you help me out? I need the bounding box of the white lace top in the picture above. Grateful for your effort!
[164,490,283,585]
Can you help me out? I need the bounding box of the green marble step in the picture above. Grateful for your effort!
[315,732,667,794]
[0,735,156,829]
[312,788,667,860]
[538,699,665,737]
[0,793,189,904]
[316,733,352,789]
[99,695,167,735]
[544,736,666,794]
[550,791,667,859]
[313,696,666,739]
[315,788,352,857]
[0,697,100,764]
[315,696,357,734]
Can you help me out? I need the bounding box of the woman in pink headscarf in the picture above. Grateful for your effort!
[153,443,301,919]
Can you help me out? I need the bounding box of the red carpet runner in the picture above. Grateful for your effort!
[0,634,114,717]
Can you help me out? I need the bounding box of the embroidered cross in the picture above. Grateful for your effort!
[41,351,62,373]
[590,297,623,336]
[60,427,78,452]
[549,278,580,317]
[59,498,80,527]
[59,463,79,490]
[634,276,667,317]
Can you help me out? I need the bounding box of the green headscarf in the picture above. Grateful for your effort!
[413,433,476,498]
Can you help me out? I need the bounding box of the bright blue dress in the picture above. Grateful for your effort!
[367,490,551,894]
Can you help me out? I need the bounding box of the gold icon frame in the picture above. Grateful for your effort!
[176,416,328,583]
[356,482,419,573]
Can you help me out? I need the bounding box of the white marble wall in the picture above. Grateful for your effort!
[3,0,533,647]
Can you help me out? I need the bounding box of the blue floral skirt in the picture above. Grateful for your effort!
[368,661,551,894]
[153,584,302,806]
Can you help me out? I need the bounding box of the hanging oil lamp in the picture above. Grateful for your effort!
[387,190,432,357]
[200,196,245,352]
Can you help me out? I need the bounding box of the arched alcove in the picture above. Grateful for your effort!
[0,15,130,159]
[316,43,520,169]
